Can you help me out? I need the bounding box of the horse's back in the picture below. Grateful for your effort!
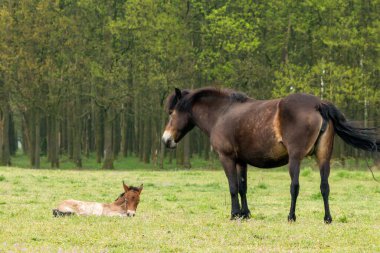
[57,199,104,216]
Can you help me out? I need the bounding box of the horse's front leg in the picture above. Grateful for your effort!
[237,162,250,219]
[219,155,240,219]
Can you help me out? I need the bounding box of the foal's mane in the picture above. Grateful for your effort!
[166,87,249,113]
[115,186,141,201]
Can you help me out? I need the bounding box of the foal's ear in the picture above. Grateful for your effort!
[175,88,182,99]
[123,181,129,192]
[138,184,143,193]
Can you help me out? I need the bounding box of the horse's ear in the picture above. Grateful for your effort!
[123,181,129,192]
[175,88,182,99]
[138,184,143,193]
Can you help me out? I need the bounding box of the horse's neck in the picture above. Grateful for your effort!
[192,97,230,135]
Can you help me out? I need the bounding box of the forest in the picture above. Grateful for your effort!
[0,0,379,169]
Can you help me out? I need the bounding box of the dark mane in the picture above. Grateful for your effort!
[116,186,140,200]
[167,87,249,113]
[128,186,141,192]
[165,89,190,113]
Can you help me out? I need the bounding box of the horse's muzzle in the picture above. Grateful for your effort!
[162,131,177,149]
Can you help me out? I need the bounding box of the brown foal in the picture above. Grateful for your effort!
[53,182,143,217]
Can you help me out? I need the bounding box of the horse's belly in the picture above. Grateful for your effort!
[247,156,289,168]
[241,142,289,168]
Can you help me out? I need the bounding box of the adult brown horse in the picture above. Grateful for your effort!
[162,87,379,223]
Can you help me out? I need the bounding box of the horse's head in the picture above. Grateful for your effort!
[118,181,143,217]
[162,88,195,149]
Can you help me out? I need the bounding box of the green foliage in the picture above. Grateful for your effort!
[0,0,379,168]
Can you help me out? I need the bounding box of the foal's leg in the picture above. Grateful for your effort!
[237,162,250,219]
[288,157,301,222]
[219,155,240,219]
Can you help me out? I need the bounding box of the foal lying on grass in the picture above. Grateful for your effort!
[53,181,143,217]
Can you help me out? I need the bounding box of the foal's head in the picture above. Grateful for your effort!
[162,88,194,148]
[117,181,143,217]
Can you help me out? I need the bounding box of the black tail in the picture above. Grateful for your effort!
[318,102,379,152]
[52,209,74,217]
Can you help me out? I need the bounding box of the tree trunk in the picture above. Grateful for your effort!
[32,110,41,169]
[73,96,83,168]
[9,113,17,156]
[102,108,114,169]
[113,112,121,159]
[67,104,73,159]
[48,115,60,168]
[142,115,150,163]
[183,134,191,169]
[120,104,128,157]
[176,141,184,168]
[0,103,11,166]
[95,107,104,164]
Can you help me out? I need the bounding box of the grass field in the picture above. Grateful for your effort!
[0,165,379,252]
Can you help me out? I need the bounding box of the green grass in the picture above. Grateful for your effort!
[0,166,379,252]
[9,152,221,171]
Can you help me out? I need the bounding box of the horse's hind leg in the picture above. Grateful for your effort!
[318,161,332,223]
[237,163,250,219]
[52,209,74,217]
[316,122,334,224]
[288,157,301,222]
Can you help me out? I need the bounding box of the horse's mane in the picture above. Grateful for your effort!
[166,87,249,113]
[116,186,141,200]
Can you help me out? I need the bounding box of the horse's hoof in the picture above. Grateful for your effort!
[324,215,332,224]
[240,210,251,219]
[230,213,241,220]
[288,214,296,222]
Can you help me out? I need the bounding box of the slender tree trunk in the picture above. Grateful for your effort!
[102,108,114,169]
[183,134,191,169]
[113,112,121,159]
[142,114,151,163]
[48,115,60,168]
[0,103,11,166]
[9,114,17,156]
[21,117,29,155]
[176,142,184,168]
[73,96,83,168]
[23,111,38,168]
[33,110,41,169]
[95,107,104,163]
[120,104,128,157]
[67,104,73,159]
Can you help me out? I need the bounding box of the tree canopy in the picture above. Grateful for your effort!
[0,0,379,168]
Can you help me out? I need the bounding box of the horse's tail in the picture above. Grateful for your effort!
[52,209,74,217]
[318,102,379,152]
